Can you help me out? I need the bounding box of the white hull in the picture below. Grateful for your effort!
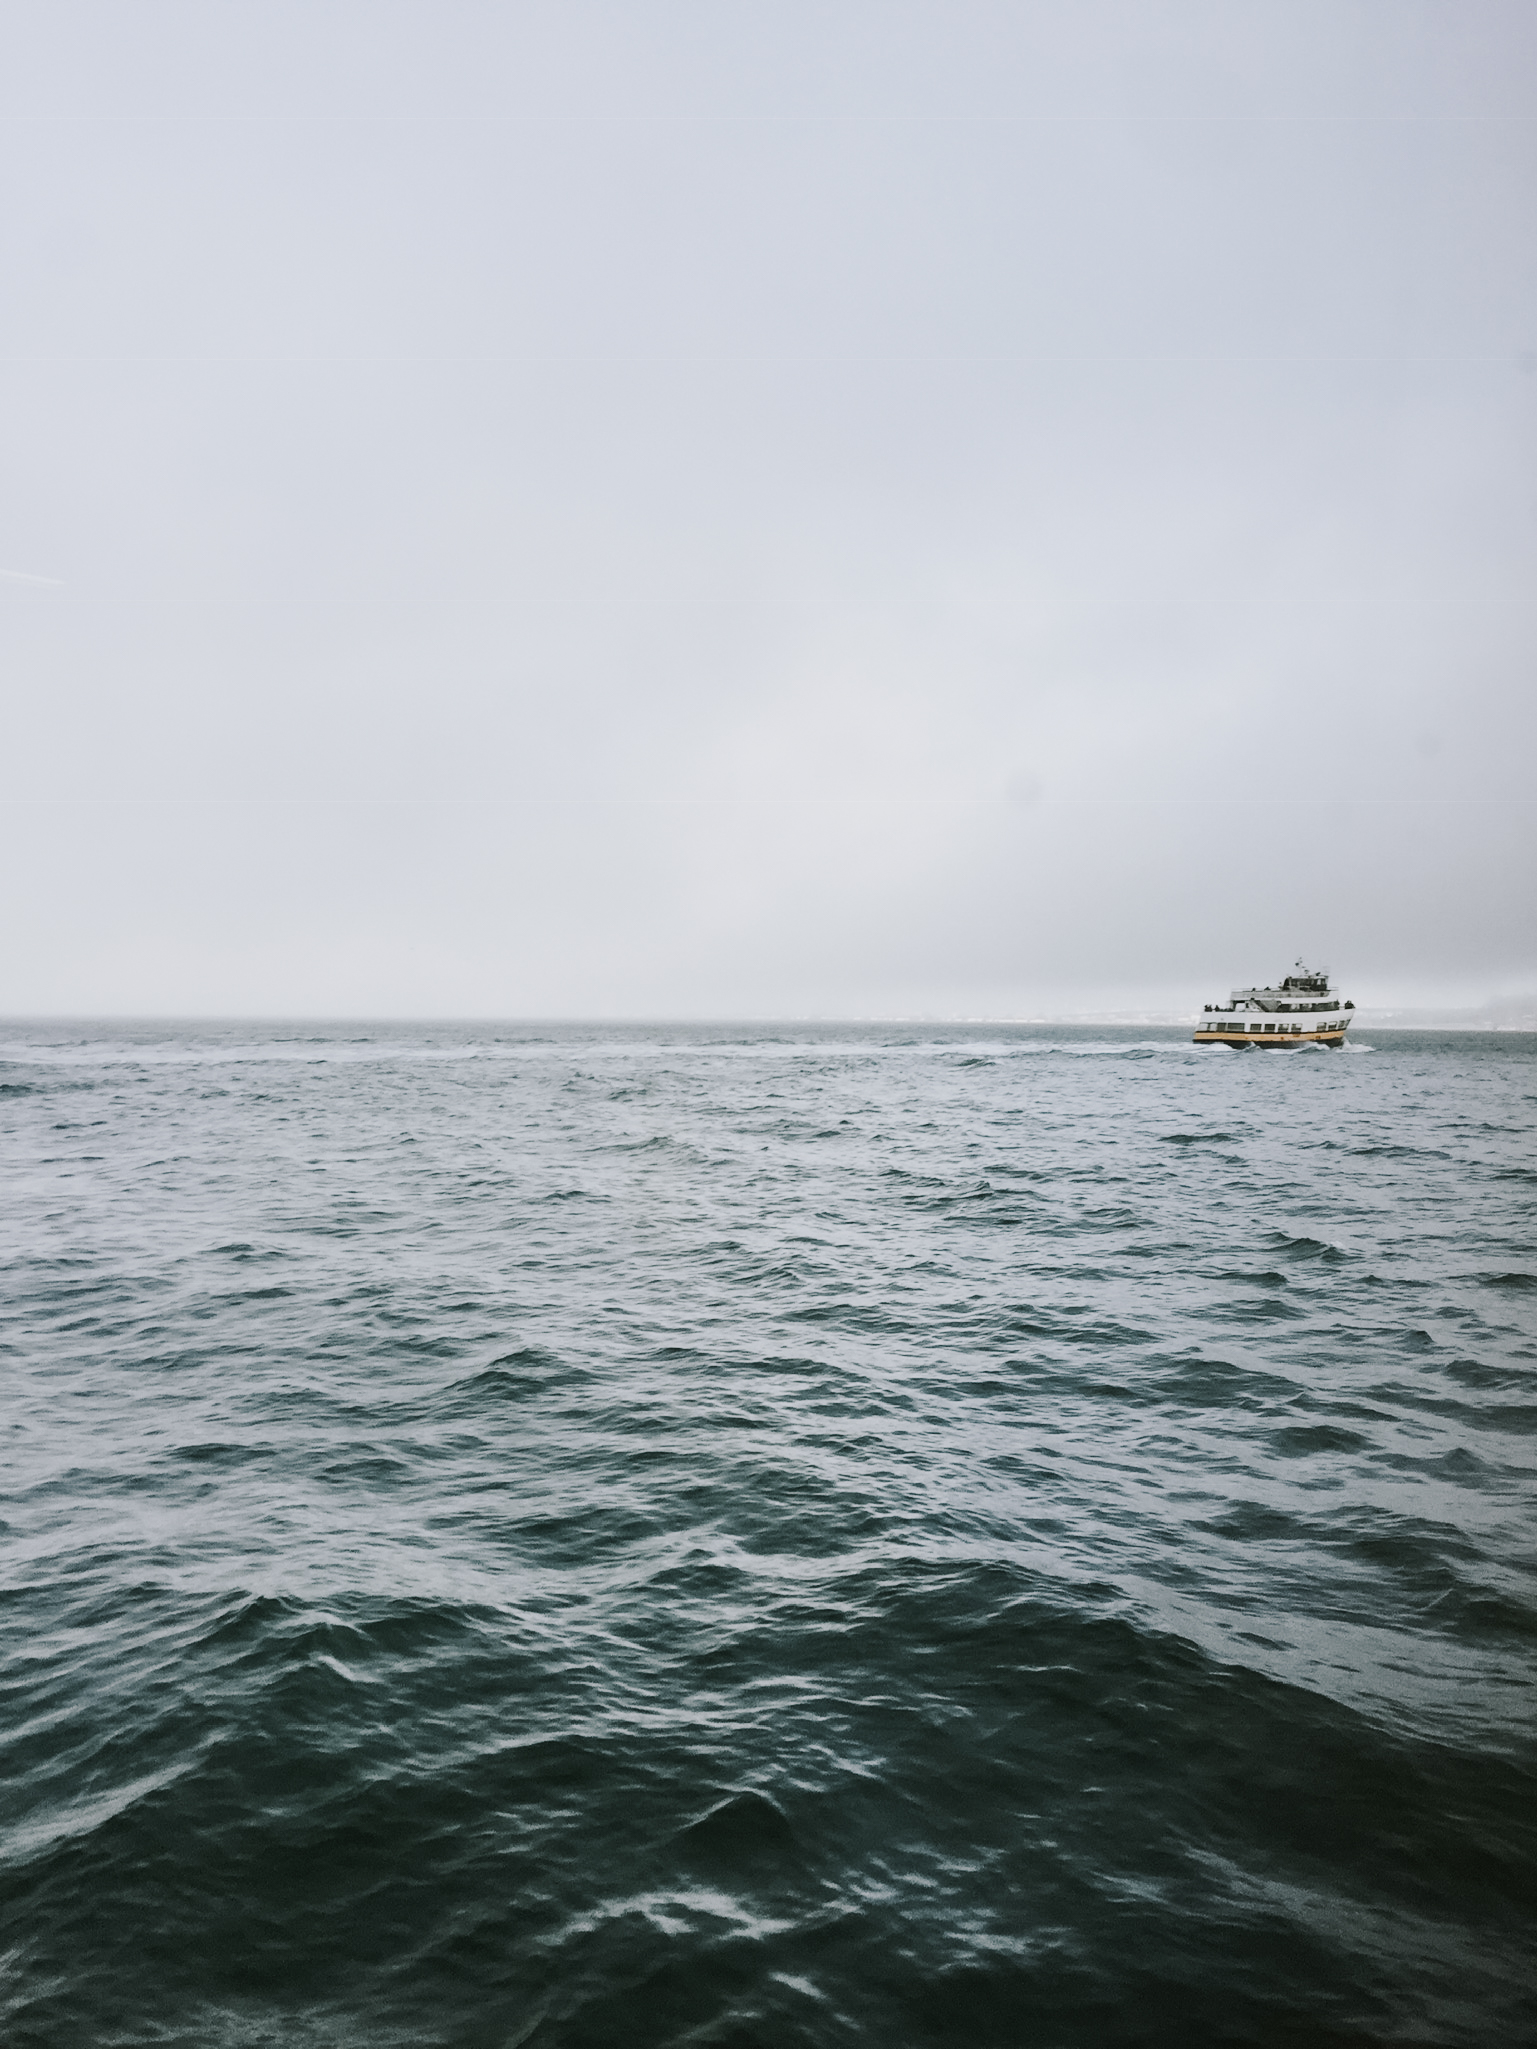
[1194,1019,1350,1047]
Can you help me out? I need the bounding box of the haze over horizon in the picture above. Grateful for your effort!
[4,2,1535,1019]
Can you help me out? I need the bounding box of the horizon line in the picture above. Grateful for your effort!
[2,1008,1532,1029]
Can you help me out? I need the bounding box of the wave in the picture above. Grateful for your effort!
[6,1023,1536,2047]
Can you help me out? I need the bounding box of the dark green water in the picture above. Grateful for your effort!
[3,1022,1534,2046]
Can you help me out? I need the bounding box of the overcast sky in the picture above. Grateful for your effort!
[3,2,1534,1016]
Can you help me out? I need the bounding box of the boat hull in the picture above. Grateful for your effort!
[1193,1027,1349,1048]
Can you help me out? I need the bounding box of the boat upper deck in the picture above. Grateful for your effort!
[1207,960,1350,1014]
[1198,962,1351,1035]
[1220,988,1350,1014]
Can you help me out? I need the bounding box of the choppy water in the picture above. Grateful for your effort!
[3,1021,1535,2048]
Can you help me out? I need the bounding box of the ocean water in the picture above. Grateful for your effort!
[3,1020,1534,2049]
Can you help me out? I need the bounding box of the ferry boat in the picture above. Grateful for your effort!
[1194,962,1354,1048]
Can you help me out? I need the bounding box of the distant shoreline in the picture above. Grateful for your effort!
[2,1013,1535,1033]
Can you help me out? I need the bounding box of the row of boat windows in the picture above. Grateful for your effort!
[1203,1002,1350,1014]
[1203,1020,1340,1034]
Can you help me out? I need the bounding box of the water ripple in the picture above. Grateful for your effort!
[2,1022,1534,2046]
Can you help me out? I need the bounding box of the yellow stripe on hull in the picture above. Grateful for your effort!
[1193,1030,1348,1047]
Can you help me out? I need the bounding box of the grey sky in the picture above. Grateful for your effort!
[3,2,1534,1015]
